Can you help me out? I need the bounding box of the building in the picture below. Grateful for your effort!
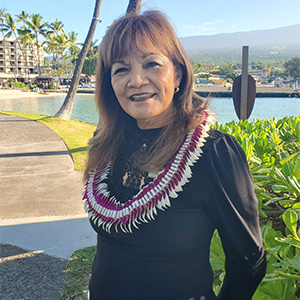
[0,38,44,85]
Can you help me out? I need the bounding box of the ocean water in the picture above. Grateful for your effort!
[0,94,299,124]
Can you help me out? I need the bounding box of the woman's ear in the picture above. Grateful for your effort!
[175,67,183,88]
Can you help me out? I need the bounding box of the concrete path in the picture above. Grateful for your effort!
[0,113,96,299]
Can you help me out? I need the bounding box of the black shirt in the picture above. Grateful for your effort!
[88,128,266,300]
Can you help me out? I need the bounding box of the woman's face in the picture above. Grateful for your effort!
[111,50,181,129]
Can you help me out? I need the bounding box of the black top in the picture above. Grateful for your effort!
[88,127,266,300]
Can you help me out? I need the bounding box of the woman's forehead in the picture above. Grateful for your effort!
[112,46,168,64]
[111,32,168,58]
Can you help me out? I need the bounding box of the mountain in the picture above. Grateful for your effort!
[180,25,300,62]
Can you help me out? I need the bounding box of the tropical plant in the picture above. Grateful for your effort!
[25,13,48,74]
[55,0,103,119]
[18,23,39,70]
[45,18,65,73]
[47,18,64,38]
[16,10,29,26]
[284,57,300,81]
[212,116,300,299]
[81,39,99,80]
[67,31,80,74]
[0,8,8,38]
[126,0,142,13]
[6,77,17,88]
[2,13,21,77]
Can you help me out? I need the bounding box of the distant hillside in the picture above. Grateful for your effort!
[180,25,300,63]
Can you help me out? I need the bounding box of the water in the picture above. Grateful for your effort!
[0,94,299,124]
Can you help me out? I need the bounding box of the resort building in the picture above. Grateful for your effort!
[0,38,44,85]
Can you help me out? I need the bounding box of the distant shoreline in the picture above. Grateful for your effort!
[195,91,300,98]
[0,88,298,100]
[74,89,300,98]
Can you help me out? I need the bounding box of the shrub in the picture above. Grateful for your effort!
[211,117,300,299]
[15,82,29,89]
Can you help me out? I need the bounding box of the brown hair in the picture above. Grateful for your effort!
[84,10,207,180]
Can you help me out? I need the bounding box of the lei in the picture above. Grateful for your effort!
[83,110,214,233]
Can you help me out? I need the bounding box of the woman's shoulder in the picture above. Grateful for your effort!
[200,128,248,170]
[203,128,237,152]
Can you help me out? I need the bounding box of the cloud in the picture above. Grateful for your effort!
[204,20,223,26]
[179,20,224,36]
[181,25,210,32]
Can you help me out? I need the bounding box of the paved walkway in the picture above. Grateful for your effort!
[0,113,96,299]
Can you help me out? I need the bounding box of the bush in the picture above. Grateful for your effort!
[212,116,300,299]
[15,82,29,89]
[49,82,55,89]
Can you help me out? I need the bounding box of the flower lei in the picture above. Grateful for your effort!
[83,110,214,233]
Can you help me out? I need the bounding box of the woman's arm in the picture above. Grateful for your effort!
[205,131,266,300]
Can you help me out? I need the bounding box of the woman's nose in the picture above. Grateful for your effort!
[127,71,149,88]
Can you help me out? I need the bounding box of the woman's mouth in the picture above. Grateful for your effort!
[130,93,156,102]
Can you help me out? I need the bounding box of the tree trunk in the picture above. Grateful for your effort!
[55,0,102,120]
[126,0,141,14]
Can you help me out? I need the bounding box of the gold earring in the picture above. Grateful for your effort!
[174,87,179,93]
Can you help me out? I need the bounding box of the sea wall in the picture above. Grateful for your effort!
[195,91,299,98]
[47,88,299,98]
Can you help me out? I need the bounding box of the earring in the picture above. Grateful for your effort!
[174,87,179,93]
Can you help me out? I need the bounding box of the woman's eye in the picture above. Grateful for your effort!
[114,67,128,74]
[145,61,160,68]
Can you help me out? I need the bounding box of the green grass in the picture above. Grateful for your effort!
[61,246,97,300]
[0,111,97,170]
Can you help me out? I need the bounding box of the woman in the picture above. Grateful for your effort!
[83,10,266,300]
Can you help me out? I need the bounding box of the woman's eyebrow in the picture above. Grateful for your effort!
[141,52,158,59]
[112,60,127,65]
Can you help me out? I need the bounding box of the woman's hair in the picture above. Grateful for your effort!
[84,10,207,180]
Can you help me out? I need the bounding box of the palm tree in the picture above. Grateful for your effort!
[16,10,28,26]
[44,37,58,74]
[45,19,65,75]
[67,31,80,72]
[17,25,34,82]
[126,0,141,14]
[26,14,48,74]
[68,44,80,71]
[2,13,20,39]
[18,22,41,72]
[55,33,70,80]
[67,31,78,45]
[55,0,142,119]
[82,40,99,83]
[47,18,64,38]
[2,13,22,78]
[55,0,102,119]
[0,8,7,38]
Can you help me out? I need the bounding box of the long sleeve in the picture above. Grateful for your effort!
[204,131,266,299]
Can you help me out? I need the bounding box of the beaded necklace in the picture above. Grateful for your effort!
[83,110,214,233]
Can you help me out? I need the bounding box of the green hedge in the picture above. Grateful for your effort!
[211,116,300,299]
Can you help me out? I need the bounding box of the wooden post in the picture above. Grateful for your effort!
[240,46,249,120]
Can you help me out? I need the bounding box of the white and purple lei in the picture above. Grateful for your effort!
[83,110,214,233]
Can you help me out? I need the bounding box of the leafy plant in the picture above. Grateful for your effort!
[214,116,300,299]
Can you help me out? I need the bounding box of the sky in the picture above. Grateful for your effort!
[2,0,300,43]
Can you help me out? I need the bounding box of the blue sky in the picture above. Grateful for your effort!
[3,0,300,43]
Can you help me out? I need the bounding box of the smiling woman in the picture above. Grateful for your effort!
[83,10,266,300]
[110,51,181,129]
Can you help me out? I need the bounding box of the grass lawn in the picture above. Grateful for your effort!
[62,246,97,299]
[0,111,97,170]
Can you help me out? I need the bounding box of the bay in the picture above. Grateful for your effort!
[0,94,299,124]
